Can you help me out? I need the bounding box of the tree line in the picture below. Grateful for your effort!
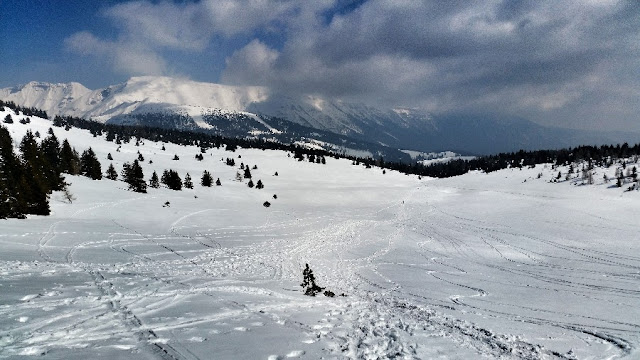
[0,124,104,218]
[2,99,639,182]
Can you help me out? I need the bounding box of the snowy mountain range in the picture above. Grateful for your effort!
[2,76,637,156]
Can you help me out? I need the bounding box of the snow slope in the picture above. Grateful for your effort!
[1,110,639,359]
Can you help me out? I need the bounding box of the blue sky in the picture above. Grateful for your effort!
[1,0,639,131]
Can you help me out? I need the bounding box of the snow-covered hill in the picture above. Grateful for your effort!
[5,76,638,155]
[0,76,268,123]
[2,108,639,359]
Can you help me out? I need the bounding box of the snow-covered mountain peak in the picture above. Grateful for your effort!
[1,76,272,122]
[110,75,269,110]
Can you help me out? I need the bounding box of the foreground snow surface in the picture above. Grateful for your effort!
[1,114,639,359]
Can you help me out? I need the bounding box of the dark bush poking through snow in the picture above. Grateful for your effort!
[301,264,335,297]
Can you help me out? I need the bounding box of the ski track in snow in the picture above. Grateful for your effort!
[2,113,640,359]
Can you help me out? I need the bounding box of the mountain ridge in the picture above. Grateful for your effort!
[2,76,637,156]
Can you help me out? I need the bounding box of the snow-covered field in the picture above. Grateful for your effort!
[1,111,639,359]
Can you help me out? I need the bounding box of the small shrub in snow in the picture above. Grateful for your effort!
[263,201,271,207]
[300,264,324,296]
[63,187,76,204]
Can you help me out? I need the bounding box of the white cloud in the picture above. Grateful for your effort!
[222,40,279,85]
[104,1,210,51]
[65,0,302,77]
[65,32,167,76]
[64,0,640,130]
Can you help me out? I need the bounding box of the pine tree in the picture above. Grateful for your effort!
[40,131,64,190]
[247,179,254,188]
[161,169,182,190]
[19,141,50,215]
[105,163,118,180]
[80,147,102,180]
[216,178,221,186]
[59,139,80,175]
[184,173,194,189]
[256,179,264,189]
[0,125,25,218]
[122,160,147,193]
[3,114,13,124]
[244,167,252,179]
[149,171,160,188]
[201,170,213,187]
[18,131,51,215]
[107,153,113,160]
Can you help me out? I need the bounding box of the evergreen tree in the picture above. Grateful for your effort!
[201,170,213,187]
[247,179,254,188]
[256,179,264,189]
[137,151,144,162]
[161,169,182,190]
[105,163,118,180]
[0,125,25,218]
[59,139,80,175]
[80,147,102,180]
[183,173,194,189]
[149,171,160,188]
[3,114,12,124]
[122,160,147,193]
[18,131,50,216]
[41,131,64,191]
[216,178,221,186]
[244,167,252,179]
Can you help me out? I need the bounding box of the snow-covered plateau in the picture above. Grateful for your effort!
[1,110,639,359]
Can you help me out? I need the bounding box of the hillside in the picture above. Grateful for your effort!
[1,109,640,359]
[3,77,638,155]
